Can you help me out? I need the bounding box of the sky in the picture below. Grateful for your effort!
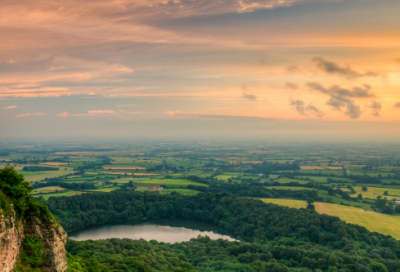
[1,0,400,140]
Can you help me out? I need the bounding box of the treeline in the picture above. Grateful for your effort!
[187,175,211,185]
[187,183,321,201]
[66,236,396,272]
[43,191,400,271]
[245,161,300,174]
[23,166,59,171]
[33,181,96,191]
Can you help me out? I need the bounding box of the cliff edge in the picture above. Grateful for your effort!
[0,167,68,272]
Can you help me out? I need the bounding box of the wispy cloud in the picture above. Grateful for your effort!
[16,112,44,118]
[58,110,140,117]
[57,112,69,117]
[3,106,17,109]
[74,110,116,116]
[307,82,375,119]
[290,99,323,117]
[285,83,298,90]
[395,102,400,108]
[243,93,257,101]
[312,57,379,79]
[369,101,382,117]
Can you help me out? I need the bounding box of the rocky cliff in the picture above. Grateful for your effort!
[0,206,68,272]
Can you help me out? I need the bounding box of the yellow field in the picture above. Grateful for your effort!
[314,203,400,240]
[32,186,67,194]
[260,198,400,239]
[260,199,307,209]
[40,162,68,166]
[351,187,400,199]
[101,172,160,176]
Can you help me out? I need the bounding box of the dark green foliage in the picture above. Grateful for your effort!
[23,166,59,171]
[43,190,400,271]
[0,166,34,219]
[65,236,397,272]
[20,235,47,267]
[34,180,96,191]
[0,167,55,222]
[186,183,321,200]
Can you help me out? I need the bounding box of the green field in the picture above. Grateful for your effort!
[215,175,237,181]
[160,189,200,195]
[269,186,315,191]
[32,186,67,194]
[277,177,309,184]
[351,186,400,200]
[317,190,371,210]
[260,199,307,209]
[295,176,354,183]
[315,202,400,240]
[134,179,208,187]
[22,169,76,182]
[260,198,400,239]
[33,190,84,200]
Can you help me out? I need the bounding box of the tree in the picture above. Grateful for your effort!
[362,186,368,191]
[357,194,363,200]
[368,262,388,272]
[383,191,389,196]
[0,166,34,218]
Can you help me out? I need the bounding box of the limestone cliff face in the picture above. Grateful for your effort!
[0,208,68,272]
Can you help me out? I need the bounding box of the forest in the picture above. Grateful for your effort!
[42,191,399,271]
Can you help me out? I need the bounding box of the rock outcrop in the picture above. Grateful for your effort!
[0,208,68,272]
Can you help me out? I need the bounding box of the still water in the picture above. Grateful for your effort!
[68,218,237,243]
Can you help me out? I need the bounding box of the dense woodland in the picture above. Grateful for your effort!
[40,191,400,271]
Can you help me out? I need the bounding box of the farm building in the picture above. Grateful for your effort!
[148,186,163,191]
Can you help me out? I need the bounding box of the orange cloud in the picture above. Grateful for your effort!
[16,112,44,118]
[57,112,69,116]
[3,106,17,109]
[72,110,116,116]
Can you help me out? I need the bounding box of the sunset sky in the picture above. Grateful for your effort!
[1,0,400,140]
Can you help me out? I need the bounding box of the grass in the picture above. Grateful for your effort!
[295,176,354,183]
[314,202,400,240]
[160,189,200,195]
[260,199,307,209]
[32,190,79,200]
[134,179,208,187]
[215,175,237,181]
[317,190,371,210]
[350,187,400,200]
[88,187,118,192]
[21,169,76,182]
[277,178,310,184]
[260,198,400,240]
[269,186,315,191]
[32,186,67,194]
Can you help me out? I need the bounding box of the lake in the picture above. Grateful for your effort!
[68,218,237,243]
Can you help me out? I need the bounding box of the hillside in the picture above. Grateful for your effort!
[0,167,67,271]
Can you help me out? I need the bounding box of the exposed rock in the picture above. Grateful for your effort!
[0,210,68,272]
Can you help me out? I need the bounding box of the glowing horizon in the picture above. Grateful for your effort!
[1,0,400,139]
